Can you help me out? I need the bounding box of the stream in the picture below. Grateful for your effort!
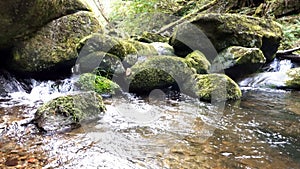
[1,59,300,168]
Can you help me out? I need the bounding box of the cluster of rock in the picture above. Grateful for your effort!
[3,0,300,132]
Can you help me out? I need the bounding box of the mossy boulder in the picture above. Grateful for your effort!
[77,34,159,66]
[170,13,282,61]
[189,74,242,101]
[76,51,125,78]
[0,0,89,50]
[8,11,101,77]
[127,56,196,94]
[212,46,266,79]
[185,50,211,74]
[78,33,129,61]
[76,73,121,95]
[33,91,106,132]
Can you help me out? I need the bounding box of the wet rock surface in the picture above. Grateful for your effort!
[8,11,101,76]
[0,0,89,50]
[33,91,106,132]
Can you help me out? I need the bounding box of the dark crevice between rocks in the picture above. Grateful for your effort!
[275,9,300,18]
[225,63,263,81]
[7,59,76,80]
[261,36,281,62]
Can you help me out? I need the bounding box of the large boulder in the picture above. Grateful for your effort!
[78,33,131,61]
[8,11,101,77]
[127,56,196,94]
[212,46,266,79]
[189,74,242,101]
[169,13,282,61]
[0,0,89,50]
[33,91,106,132]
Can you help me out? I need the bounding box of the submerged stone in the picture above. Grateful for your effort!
[34,92,106,132]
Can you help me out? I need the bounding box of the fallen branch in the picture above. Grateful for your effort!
[276,46,300,55]
[277,54,300,62]
[156,0,218,34]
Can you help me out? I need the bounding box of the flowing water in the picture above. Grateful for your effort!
[1,60,300,168]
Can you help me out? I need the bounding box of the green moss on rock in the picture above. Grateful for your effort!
[34,91,106,132]
[191,74,242,101]
[76,73,120,95]
[78,33,128,60]
[185,50,211,74]
[9,11,101,74]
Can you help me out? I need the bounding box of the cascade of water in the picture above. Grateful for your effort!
[1,75,79,107]
[239,59,296,89]
[266,58,294,72]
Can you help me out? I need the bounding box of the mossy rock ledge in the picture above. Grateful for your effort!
[34,91,106,132]
[170,13,282,61]
[8,11,101,77]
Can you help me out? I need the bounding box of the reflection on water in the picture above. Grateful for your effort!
[1,81,300,168]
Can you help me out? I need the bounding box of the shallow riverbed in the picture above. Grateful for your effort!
[0,78,300,168]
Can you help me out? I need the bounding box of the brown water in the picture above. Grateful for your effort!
[1,86,300,168]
